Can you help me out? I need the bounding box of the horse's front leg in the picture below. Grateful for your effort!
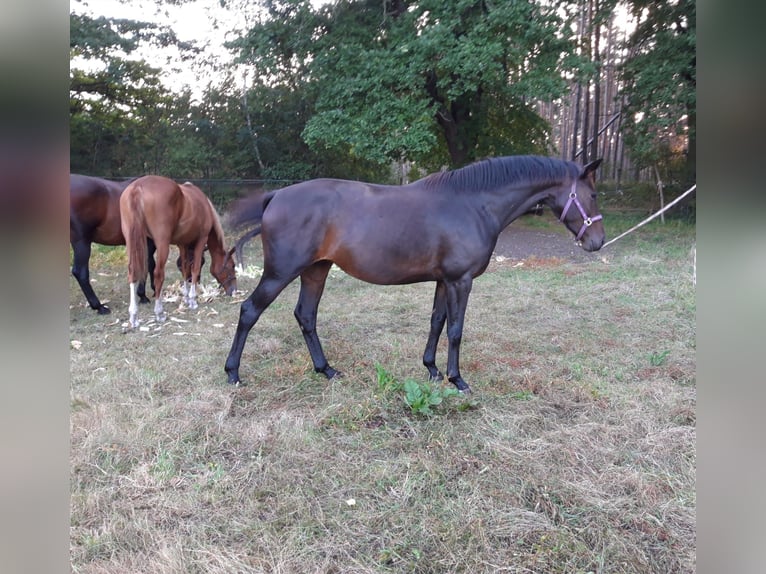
[178,247,193,309]
[71,239,110,314]
[422,281,447,381]
[443,275,473,393]
[185,242,207,310]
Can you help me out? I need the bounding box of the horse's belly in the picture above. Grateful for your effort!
[333,251,441,285]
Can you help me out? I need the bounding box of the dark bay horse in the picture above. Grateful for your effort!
[225,155,605,393]
[70,174,155,314]
[120,175,238,328]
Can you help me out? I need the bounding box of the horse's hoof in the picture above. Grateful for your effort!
[97,306,111,315]
[324,366,342,380]
[122,321,138,333]
[316,364,340,379]
[425,366,443,382]
[138,296,150,304]
[449,377,471,394]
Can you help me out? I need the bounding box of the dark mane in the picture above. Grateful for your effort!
[420,155,580,192]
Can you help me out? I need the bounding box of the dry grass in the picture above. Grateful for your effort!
[70,216,695,573]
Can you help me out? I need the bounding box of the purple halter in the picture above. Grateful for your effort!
[559,180,603,241]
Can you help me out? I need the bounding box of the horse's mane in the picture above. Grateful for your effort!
[420,155,580,193]
[177,180,226,247]
[206,196,226,246]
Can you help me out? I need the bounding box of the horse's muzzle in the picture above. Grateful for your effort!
[582,235,605,252]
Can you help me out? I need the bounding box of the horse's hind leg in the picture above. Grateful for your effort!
[224,272,295,385]
[152,241,171,322]
[422,281,447,381]
[128,281,141,328]
[294,261,337,379]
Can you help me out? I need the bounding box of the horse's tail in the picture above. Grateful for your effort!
[125,185,148,284]
[234,225,262,268]
[227,188,277,229]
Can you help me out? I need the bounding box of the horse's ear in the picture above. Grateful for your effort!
[227,246,237,264]
[581,158,603,181]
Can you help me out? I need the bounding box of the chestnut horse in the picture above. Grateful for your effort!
[70,174,155,314]
[120,175,238,328]
[225,155,605,393]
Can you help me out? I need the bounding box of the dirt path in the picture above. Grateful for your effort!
[493,222,601,263]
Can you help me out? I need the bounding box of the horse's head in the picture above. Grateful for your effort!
[553,159,605,252]
[213,246,238,295]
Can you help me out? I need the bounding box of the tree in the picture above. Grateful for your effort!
[69,8,197,175]
[619,0,695,184]
[230,0,584,169]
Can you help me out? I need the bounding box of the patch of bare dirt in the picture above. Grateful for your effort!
[493,223,602,263]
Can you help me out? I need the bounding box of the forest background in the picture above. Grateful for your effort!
[70,0,695,202]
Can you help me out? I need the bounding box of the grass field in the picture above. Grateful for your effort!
[70,212,696,573]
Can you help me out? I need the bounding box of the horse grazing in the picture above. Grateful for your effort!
[70,174,157,314]
[120,175,238,328]
[225,155,605,393]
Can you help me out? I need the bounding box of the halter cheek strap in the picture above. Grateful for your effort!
[559,181,603,241]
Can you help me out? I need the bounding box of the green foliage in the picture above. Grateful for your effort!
[150,449,176,481]
[231,0,582,168]
[375,363,403,394]
[620,0,696,182]
[402,379,460,416]
[374,363,464,416]
[69,7,198,175]
[649,350,671,367]
[508,390,535,401]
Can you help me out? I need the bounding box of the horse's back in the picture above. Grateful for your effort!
[70,174,126,245]
[122,176,214,245]
[122,175,184,219]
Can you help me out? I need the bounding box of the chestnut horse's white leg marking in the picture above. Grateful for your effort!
[187,281,198,309]
[154,291,167,322]
[128,282,140,328]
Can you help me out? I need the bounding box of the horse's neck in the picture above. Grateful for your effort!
[489,180,562,230]
[207,227,225,259]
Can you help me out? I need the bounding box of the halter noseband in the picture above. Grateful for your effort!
[559,180,603,241]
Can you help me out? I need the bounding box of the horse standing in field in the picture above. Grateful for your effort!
[225,155,605,393]
[120,175,238,329]
[70,174,156,314]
